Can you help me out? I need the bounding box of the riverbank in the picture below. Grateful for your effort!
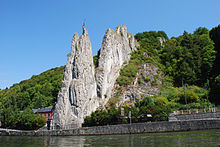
[0,120,220,136]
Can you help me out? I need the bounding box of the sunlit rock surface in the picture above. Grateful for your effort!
[52,25,137,128]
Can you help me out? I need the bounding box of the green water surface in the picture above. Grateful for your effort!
[0,129,220,147]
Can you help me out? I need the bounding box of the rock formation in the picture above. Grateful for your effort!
[52,27,98,128]
[113,63,162,107]
[96,25,137,106]
[52,25,138,128]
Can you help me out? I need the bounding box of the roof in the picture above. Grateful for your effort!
[32,107,53,113]
[32,109,38,113]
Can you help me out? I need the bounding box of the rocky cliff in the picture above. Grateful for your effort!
[96,25,137,107]
[52,25,138,128]
[52,27,99,128]
[110,63,162,107]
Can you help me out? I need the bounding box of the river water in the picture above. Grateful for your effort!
[0,129,220,147]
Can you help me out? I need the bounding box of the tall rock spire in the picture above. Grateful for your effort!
[96,25,137,106]
[52,26,98,128]
[52,25,138,129]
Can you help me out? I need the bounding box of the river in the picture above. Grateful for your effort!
[0,129,220,147]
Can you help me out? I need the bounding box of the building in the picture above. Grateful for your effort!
[33,107,54,121]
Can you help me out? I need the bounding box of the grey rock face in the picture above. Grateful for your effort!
[96,25,137,106]
[118,63,162,106]
[53,25,138,128]
[52,27,98,128]
[157,37,166,47]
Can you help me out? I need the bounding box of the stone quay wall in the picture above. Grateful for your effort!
[168,112,220,121]
[0,120,220,136]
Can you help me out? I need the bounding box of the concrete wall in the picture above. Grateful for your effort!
[1,120,220,136]
[168,112,220,121]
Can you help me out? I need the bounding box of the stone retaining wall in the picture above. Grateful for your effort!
[1,120,220,136]
[168,112,220,121]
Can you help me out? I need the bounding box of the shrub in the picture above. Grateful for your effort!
[138,96,154,107]
[155,96,168,106]
[144,76,150,82]
[93,55,99,68]
[67,53,71,57]
[116,76,132,86]
[120,63,139,77]
[138,79,142,84]
[178,90,199,104]
[83,107,122,127]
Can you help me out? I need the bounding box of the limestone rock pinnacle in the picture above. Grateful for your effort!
[52,25,138,128]
[52,26,98,128]
[96,25,137,106]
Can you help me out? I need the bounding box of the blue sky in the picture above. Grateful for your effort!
[0,0,219,89]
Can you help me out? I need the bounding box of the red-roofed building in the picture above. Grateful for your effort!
[33,107,54,121]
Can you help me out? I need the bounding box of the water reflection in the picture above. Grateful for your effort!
[0,136,86,147]
[44,136,85,147]
[0,129,220,147]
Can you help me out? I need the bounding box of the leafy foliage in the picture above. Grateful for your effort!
[135,27,216,87]
[117,31,167,86]
[210,25,220,77]
[210,75,220,104]
[0,66,64,109]
[83,96,172,127]
[84,85,209,127]
[0,103,46,130]
[117,62,139,86]
[134,26,219,105]
[209,25,220,104]
[0,66,64,129]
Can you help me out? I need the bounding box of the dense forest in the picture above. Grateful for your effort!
[0,25,219,129]
[134,25,220,105]
[0,66,64,129]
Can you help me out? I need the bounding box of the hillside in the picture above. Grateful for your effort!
[0,66,64,110]
[0,24,220,129]
[0,66,64,129]
[83,25,220,127]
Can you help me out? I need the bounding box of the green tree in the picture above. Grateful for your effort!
[209,25,220,105]
[0,66,63,129]
[210,25,220,77]
[210,75,220,104]
[161,28,215,86]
